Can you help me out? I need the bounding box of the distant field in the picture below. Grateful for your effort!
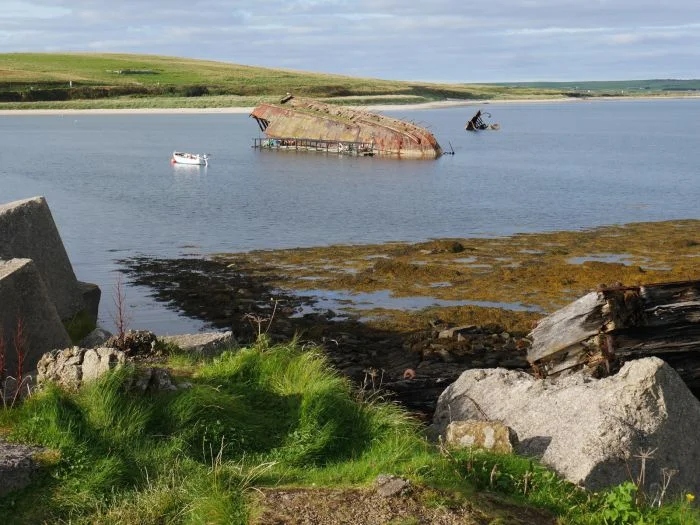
[0,52,698,109]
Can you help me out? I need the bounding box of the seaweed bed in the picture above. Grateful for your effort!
[118,219,700,417]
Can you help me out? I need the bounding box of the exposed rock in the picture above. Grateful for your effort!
[0,439,43,498]
[105,330,158,357]
[127,367,179,393]
[116,256,538,417]
[159,331,236,358]
[445,420,518,454]
[36,344,188,394]
[438,325,477,339]
[431,357,700,496]
[79,327,113,348]
[37,347,126,389]
[375,474,411,497]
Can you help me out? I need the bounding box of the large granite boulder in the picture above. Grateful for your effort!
[431,357,700,497]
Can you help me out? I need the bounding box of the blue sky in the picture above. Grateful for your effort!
[2,1,699,83]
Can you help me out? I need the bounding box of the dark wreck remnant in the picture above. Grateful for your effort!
[250,95,443,159]
[465,110,500,131]
[527,279,700,393]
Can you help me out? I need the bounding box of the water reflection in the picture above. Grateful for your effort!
[291,288,544,320]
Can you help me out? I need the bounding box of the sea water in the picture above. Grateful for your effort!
[1,98,698,333]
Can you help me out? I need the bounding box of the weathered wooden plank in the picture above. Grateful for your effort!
[643,300,700,326]
[527,291,607,363]
[612,324,700,356]
[532,341,591,376]
[527,280,700,379]
[639,280,700,305]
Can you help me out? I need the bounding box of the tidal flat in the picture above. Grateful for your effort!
[211,219,700,332]
[120,219,700,415]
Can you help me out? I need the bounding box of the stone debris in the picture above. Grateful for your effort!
[159,331,236,357]
[375,474,411,497]
[444,420,518,454]
[36,346,127,390]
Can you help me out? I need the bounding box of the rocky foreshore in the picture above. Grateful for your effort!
[118,256,534,418]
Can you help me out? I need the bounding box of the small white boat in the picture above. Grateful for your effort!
[171,151,209,166]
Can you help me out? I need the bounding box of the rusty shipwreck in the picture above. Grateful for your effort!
[249,95,443,159]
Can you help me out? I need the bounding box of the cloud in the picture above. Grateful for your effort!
[1,1,699,81]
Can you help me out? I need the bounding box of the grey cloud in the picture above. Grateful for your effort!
[2,1,699,81]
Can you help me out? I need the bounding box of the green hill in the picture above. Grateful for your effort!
[0,53,698,110]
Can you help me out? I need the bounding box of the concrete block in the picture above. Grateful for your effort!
[0,259,72,375]
[78,281,101,325]
[0,196,86,321]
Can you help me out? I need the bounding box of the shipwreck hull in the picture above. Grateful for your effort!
[250,97,442,159]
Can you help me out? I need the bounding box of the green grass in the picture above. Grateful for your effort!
[0,339,697,524]
[3,52,695,111]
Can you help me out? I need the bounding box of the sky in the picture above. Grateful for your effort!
[2,1,699,83]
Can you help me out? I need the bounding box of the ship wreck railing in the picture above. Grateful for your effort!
[252,137,375,156]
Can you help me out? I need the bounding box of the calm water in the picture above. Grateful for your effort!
[2,99,699,333]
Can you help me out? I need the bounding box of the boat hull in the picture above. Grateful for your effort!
[250,97,442,159]
[172,152,208,166]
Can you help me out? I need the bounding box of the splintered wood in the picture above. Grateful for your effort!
[527,280,700,389]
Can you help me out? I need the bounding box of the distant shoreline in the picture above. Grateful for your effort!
[0,95,697,116]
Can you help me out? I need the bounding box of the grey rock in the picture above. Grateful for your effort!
[128,367,178,393]
[159,331,236,358]
[375,474,411,497]
[37,346,126,389]
[445,420,518,454]
[431,357,700,496]
[0,439,43,497]
[80,327,113,348]
[438,325,476,339]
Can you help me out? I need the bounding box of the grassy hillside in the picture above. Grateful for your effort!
[1,339,696,524]
[6,52,696,111]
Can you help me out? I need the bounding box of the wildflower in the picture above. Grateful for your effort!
[686,493,695,503]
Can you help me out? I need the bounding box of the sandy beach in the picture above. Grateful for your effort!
[0,97,612,116]
[0,99,480,116]
[0,95,696,116]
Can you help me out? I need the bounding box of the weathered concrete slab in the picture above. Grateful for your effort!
[77,281,101,325]
[0,259,72,375]
[159,331,236,357]
[0,196,86,321]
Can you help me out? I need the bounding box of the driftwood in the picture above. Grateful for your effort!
[527,280,700,392]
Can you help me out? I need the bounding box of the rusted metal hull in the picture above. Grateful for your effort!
[250,96,442,159]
